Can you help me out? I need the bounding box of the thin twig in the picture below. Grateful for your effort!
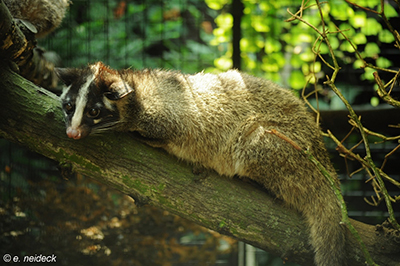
[380,144,400,171]
[315,0,399,231]
[348,118,400,143]
[327,130,400,188]
[373,72,400,108]
[288,0,400,240]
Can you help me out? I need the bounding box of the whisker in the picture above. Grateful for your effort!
[90,121,123,135]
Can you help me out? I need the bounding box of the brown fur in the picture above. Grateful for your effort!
[60,62,347,266]
[4,0,70,37]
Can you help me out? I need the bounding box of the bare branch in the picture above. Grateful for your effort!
[373,71,400,108]
[287,0,400,231]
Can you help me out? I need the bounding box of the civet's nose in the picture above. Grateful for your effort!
[66,127,83,140]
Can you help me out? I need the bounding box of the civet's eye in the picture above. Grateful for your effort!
[87,108,100,118]
[64,102,74,114]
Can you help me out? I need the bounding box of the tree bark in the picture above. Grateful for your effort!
[0,63,399,266]
[0,0,28,60]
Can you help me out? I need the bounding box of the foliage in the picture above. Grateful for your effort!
[41,0,219,73]
[206,0,400,218]
[206,0,398,105]
[286,2,400,263]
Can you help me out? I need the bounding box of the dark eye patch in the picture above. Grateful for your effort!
[85,101,107,120]
[64,102,74,114]
[87,108,100,118]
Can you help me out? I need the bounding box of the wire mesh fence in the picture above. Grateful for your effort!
[1,0,399,265]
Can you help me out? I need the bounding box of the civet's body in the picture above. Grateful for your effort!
[57,62,346,266]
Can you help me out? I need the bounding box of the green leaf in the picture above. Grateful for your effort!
[350,12,366,28]
[383,3,398,18]
[302,14,321,27]
[370,96,379,107]
[289,70,306,90]
[331,3,354,21]
[261,62,279,72]
[353,59,365,69]
[327,34,340,50]
[290,54,303,68]
[242,56,257,70]
[212,26,231,44]
[215,13,233,29]
[364,42,380,57]
[298,33,313,43]
[353,33,367,45]
[264,39,281,54]
[240,38,258,53]
[214,57,232,70]
[376,57,392,68]
[252,16,270,32]
[299,47,315,62]
[317,42,329,54]
[361,18,382,36]
[361,68,376,81]
[340,41,356,53]
[311,61,321,73]
[379,29,395,43]
[355,0,380,8]
[339,23,355,39]
[281,33,293,45]
[259,2,270,12]
[261,53,285,73]
[302,64,309,74]
[205,0,230,10]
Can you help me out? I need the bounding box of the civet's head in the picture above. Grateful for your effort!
[56,62,133,140]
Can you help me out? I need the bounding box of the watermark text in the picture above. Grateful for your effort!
[3,253,57,263]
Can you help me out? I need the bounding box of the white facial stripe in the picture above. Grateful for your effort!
[70,74,95,128]
[60,85,71,101]
[90,63,101,77]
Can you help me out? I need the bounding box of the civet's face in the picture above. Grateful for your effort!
[56,62,133,139]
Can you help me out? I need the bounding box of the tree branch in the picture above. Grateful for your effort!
[0,63,399,266]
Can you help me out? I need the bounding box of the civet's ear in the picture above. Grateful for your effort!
[55,68,80,86]
[104,80,134,101]
[15,19,38,34]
